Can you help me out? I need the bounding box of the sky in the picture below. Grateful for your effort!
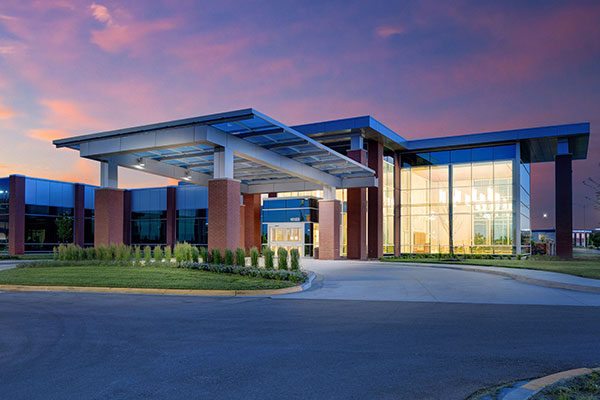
[0,0,599,229]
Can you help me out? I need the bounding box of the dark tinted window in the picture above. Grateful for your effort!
[429,151,450,164]
[493,145,516,160]
[450,149,471,163]
[471,147,494,162]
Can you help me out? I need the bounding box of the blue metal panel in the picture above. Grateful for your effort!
[131,187,167,211]
[84,186,95,209]
[176,185,208,210]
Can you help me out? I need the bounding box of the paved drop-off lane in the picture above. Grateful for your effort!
[1,291,600,399]
[283,260,600,305]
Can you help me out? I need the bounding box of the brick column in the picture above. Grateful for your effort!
[94,188,127,247]
[318,199,341,260]
[346,149,367,260]
[368,140,383,259]
[8,175,25,255]
[74,184,85,247]
[239,204,246,251]
[243,193,261,251]
[555,154,573,259]
[393,152,401,256]
[166,187,177,248]
[208,178,241,252]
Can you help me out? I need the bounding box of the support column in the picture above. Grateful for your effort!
[100,160,118,188]
[94,188,127,247]
[74,184,85,247]
[393,152,401,257]
[243,193,261,251]
[346,149,367,260]
[240,204,246,251]
[8,175,25,255]
[318,186,341,260]
[166,187,176,248]
[208,178,241,252]
[555,143,573,259]
[368,140,384,259]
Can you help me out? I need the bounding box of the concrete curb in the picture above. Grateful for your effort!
[502,367,600,400]
[391,262,600,294]
[0,272,316,297]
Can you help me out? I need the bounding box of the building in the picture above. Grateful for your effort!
[532,228,600,250]
[1,109,591,258]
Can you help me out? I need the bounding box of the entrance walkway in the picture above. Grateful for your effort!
[282,259,600,306]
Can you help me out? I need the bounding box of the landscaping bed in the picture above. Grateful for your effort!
[380,256,600,280]
[531,370,600,399]
[0,263,298,290]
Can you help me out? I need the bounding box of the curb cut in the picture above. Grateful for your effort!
[392,262,600,294]
[0,272,316,297]
[501,367,600,400]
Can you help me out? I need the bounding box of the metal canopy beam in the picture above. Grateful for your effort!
[155,150,214,161]
[110,154,211,186]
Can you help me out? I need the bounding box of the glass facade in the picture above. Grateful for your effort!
[130,188,167,245]
[400,145,520,254]
[0,178,8,252]
[176,184,208,246]
[519,159,531,253]
[382,157,395,254]
[262,197,319,256]
[24,178,75,252]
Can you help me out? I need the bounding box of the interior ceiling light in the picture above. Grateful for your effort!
[182,170,191,180]
[135,158,145,169]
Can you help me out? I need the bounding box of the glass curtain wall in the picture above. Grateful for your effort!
[519,160,531,253]
[401,145,517,255]
[382,157,395,254]
[0,178,9,252]
[130,188,167,246]
[176,184,208,247]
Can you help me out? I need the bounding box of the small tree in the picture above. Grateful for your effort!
[235,248,246,267]
[263,248,274,270]
[164,246,172,263]
[144,245,152,266]
[55,213,73,244]
[199,247,208,264]
[224,249,234,266]
[153,246,163,263]
[277,248,288,270]
[211,249,222,265]
[134,246,141,266]
[290,248,300,271]
[191,246,200,263]
[590,231,600,248]
[249,246,259,268]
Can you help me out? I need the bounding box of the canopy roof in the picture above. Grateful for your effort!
[54,109,377,193]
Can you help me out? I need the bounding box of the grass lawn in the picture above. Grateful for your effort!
[0,265,296,290]
[531,371,600,400]
[380,257,600,280]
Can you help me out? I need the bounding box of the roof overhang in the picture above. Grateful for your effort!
[53,108,377,192]
[402,122,590,162]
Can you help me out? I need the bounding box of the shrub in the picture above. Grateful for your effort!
[277,248,288,270]
[211,249,222,265]
[224,249,234,266]
[85,247,96,260]
[199,247,208,264]
[290,248,300,271]
[249,246,259,268]
[144,245,152,266]
[164,246,172,262]
[153,246,163,263]
[117,244,131,263]
[264,248,274,270]
[53,247,58,260]
[235,248,246,267]
[174,242,193,264]
[191,246,200,263]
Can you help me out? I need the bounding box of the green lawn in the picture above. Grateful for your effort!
[0,265,296,290]
[380,257,600,280]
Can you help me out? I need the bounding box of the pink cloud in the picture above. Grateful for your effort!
[375,25,406,39]
[90,3,113,25]
[39,98,106,132]
[28,129,67,142]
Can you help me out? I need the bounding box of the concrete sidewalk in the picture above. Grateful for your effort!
[282,259,600,306]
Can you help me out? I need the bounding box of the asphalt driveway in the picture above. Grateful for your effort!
[1,291,600,400]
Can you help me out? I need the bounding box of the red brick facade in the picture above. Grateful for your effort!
[208,178,241,252]
[94,188,127,247]
[318,199,341,260]
[367,140,383,259]
[8,175,25,255]
[346,149,367,260]
[243,193,261,252]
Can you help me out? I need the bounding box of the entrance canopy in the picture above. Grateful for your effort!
[54,109,377,193]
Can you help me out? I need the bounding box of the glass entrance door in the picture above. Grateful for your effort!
[268,223,304,256]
